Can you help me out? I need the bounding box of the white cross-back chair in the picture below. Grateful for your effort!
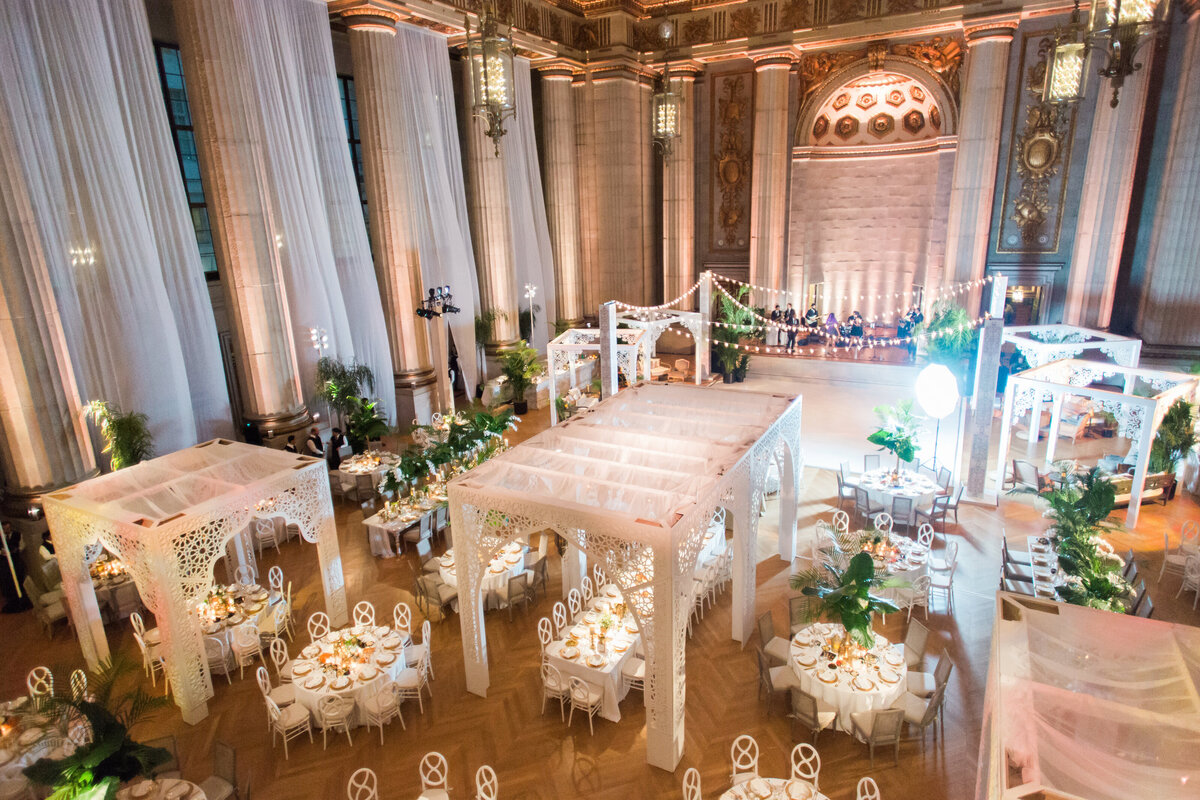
[857,776,882,800]
[541,662,567,721]
[255,666,295,722]
[253,517,282,557]
[537,617,554,655]
[566,676,603,735]
[591,563,607,588]
[873,512,893,535]
[418,751,450,799]
[234,564,256,588]
[347,768,378,800]
[361,680,405,743]
[474,765,498,800]
[567,589,582,621]
[269,637,293,684]
[682,767,701,800]
[730,734,759,786]
[552,602,568,637]
[308,612,330,643]
[916,524,935,552]
[27,667,52,701]
[393,602,413,645]
[580,576,594,605]
[231,623,264,679]
[317,694,355,749]
[266,695,311,759]
[791,742,821,788]
[353,601,376,628]
[268,566,284,595]
[69,669,87,702]
[832,509,850,533]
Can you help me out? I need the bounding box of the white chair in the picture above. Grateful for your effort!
[197,740,236,800]
[908,655,953,699]
[850,707,904,766]
[268,565,284,596]
[730,734,759,786]
[395,664,428,715]
[567,588,582,621]
[682,767,701,800]
[857,776,882,800]
[353,601,376,628]
[566,676,603,735]
[253,517,282,557]
[308,612,330,643]
[233,564,256,588]
[131,611,160,647]
[930,540,958,573]
[541,663,568,721]
[255,666,295,720]
[231,624,264,679]
[361,681,405,744]
[901,575,931,622]
[392,602,414,646]
[205,636,234,685]
[1177,555,1200,609]
[873,512,893,535]
[269,637,293,684]
[347,768,378,800]
[133,632,167,690]
[405,619,434,681]
[552,602,568,638]
[789,688,837,742]
[581,575,595,605]
[266,695,312,760]
[317,694,355,749]
[69,669,87,702]
[26,667,52,702]
[790,742,821,788]
[756,611,791,665]
[259,602,290,646]
[621,657,646,694]
[418,751,450,800]
[930,561,956,613]
[903,618,930,668]
[591,563,607,589]
[1160,530,1193,583]
[475,765,498,800]
[915,524,934,552]
[537,617,554,657]
[832,509,850,533]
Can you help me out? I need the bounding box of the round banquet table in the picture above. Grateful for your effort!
[439,543,527,610]
[857,469,939,525]
[291,625,408,727]
[115,779,207,800]
[864,533,929,605]
[719,777,830,800]
[198,584,274,648]
[789,622,907,733]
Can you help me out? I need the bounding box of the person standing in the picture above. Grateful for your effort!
[784,304,799,353]
[804,302,820,329]
[328,427,346,470]
[283,435,298,453]
[768,305,782,348]
[0,522,31,614]
[305,426,324,459]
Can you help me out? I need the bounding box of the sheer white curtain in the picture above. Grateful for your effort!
[0,0,201,454]
[394,26,481,397]
[506,60,557,352]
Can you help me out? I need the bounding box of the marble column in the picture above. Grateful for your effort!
[748,52,795,295]
[942,21,1018,300]
[1136,0,1200,345]
[0,113,98,515]
[345,11,436,424]
[663,66,700,307]
[462,61,521,353]
[538,65,584,328]
[173,0,309,439]
[1065,59,1155,329]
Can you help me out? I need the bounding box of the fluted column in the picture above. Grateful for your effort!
[173,0,309,439]
[748,52,795,295]
[0,112,97,513]
[539,65,584,327]
[344,11,436,424]
[943,21,1018,299]
[664,66,700,307]
[462,59,521,351]
[1136,0,1200,344]
[1065,60,1156,329]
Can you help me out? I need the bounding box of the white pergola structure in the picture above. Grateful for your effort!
[547,327,650,424]
[1003,324,1142,369]
[447,383,803,769]
[42,439,345,724]
[996,360,1200,527]
[615,307,705,385]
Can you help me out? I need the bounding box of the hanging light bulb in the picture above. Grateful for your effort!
[465,0,516,156]
[1087,0,1173,106]
[1044,0,1089,104]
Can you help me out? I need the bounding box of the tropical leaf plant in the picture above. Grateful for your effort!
[315,357,376,420]
[866,399,919,470]
[789,550,901,647]
[343,397,390,454]
[711,285,759,375]
[23,658,170,800]
[1149,398,1196,474]
[85,402,153,471]
[497,341,544,407]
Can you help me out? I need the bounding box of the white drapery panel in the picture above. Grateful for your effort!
[97,0,232,441]
[0,0,203,454]
[505,60,557,351]
[394,25,480,397]
[278,0,395,423]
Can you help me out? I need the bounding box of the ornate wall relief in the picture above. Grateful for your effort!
[710,73,753,251]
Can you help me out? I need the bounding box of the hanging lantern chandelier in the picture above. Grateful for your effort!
[650,21,681,160]
[465,0,516,156]
[1044,0,1172,107]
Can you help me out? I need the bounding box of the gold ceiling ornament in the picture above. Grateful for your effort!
[729,7,762,38]
[465,0,517,156]
[799,50,863,102]
[890,37,963,96]
[1011,103,1068,245]
[714,76,751,244]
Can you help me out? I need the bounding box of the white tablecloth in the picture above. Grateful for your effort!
[544,585,639,722]
[439,543,527,610]
[788,623,907,733]
[857,469,939,524]
[865,533,929,605]
[719,777,830,800]
[337,453,399,490]
[291,625,408,727]
[0,700,70,786]
[1027,536,1061,599]
[198,585,276,648]
[115,779,207,800]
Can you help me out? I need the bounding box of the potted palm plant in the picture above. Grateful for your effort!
[1149,399,1196,499]
[85,401,154,471]
[789,551,901,648]
[343,396,390,454]
[315,357,376,426]
[866,399,919,477]
[498,340,544,416]
[23,658,171,800]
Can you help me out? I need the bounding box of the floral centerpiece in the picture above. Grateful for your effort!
[319,633,375,677]
[89,558,127,582]
[195,586,238,624]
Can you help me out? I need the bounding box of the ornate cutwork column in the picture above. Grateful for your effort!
[1136,0,1200,345]
[663,64,701,306]
[462,61,521,353]
[344,11,436,424]
[1065,57,1156,328]
[173,0,309,439]
[538,64,584,327]
[0,114,98,514]
[943,21,1018,292]
[748,51,795,295]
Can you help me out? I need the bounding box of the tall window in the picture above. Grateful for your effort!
[154,43,218,277]
[337,75,369,225]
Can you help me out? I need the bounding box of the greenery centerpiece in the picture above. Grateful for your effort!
[498,340,544,415]
[23,659,171,800]
[789,550,901,649]
[84,401,153,471]
[866,399,919,477]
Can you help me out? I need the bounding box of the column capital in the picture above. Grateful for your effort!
[963,16,1020,43]
[751,48,798,69]
[535,58,582,80]
[663,60,704,79]
[340,6,401,34]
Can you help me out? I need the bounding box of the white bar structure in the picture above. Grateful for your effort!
[615,308,705,386]
[447,383,802,769]
[1002,324,1142,369]
[42,440,345,724]
[546,327,650,425]
[995,360,1200,528]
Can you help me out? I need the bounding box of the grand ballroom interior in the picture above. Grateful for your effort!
[1,0,1199,797]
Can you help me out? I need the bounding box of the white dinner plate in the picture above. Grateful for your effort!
[164,780,191,799]
[878,667,899,684]
[301,645,319,659]
[560,646,580,660]
[17,729,41,746]
[303,674,325,690]
[130,780,157,799]
[373,626,389,638]
[884,650,904,667]
[585,654,605,668]
[359,666,378,681]
[292,662,313,677]
[376,653,396,667]
[330,676,351,691]
[785,780,814,800]
[795,651,817,668]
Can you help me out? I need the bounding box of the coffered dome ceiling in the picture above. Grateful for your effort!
[809,72,942,147]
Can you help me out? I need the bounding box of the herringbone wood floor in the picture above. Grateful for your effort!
[4,407,1198,800]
